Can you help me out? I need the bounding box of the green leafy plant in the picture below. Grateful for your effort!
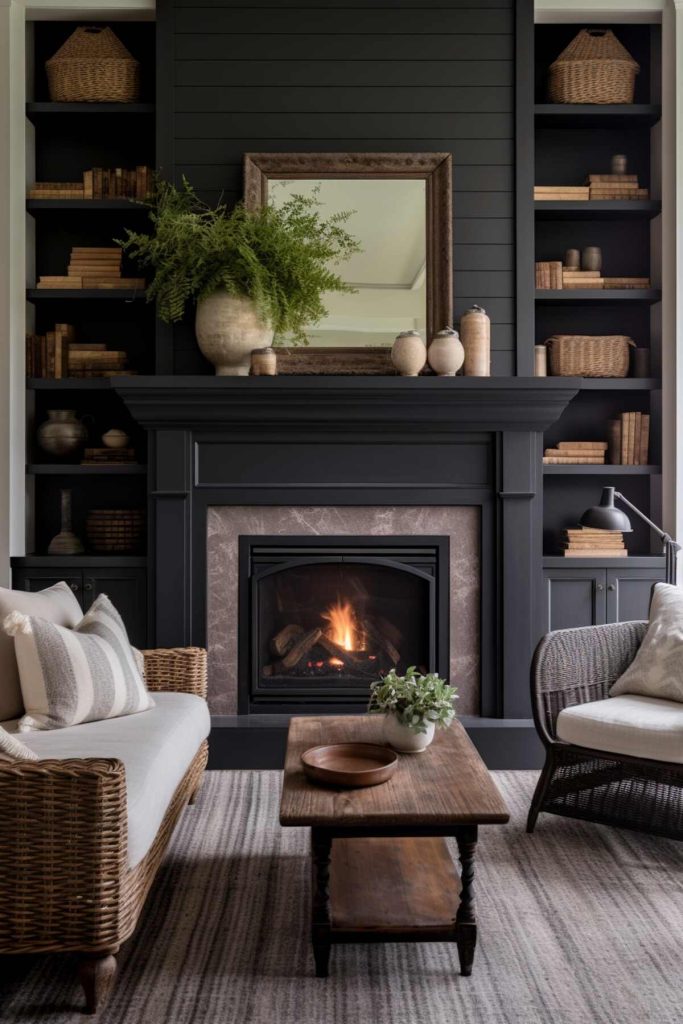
[117,177,360,343]
[367,667,458,734]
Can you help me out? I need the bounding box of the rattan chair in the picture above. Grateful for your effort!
[527,622,683,840]
[0,646,208,1013]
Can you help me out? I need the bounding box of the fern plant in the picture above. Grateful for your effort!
[117,177,360,344]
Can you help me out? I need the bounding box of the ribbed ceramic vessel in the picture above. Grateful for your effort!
[195,292,274,376]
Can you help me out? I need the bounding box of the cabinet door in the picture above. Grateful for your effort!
[542,569,607,633]
[12,569,83,608]
[606,568,666,624]
[83,569,147,647]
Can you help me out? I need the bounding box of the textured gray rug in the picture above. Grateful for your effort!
[1,771,681,1023]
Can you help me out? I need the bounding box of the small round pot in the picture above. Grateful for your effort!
[195,291,273,376]
[102,428,130,449]
[428,327,465,377]
[383,714,436,754]
[391,330,426,377]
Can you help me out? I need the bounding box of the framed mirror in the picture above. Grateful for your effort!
[243,153,452,363]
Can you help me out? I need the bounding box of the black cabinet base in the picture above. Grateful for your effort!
[207,717,544,771]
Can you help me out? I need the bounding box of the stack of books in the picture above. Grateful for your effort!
[68,344,129,378]
[25,325,132,379]
[562,528,627,558]
[561,269,603,290]
[543,441,607,465]
[607,413,650,466]
[585,174,649,201]
[28,166,153,201]
[82,447,137,465]
[36,247,145,290]
[535,261,563,289]
[534,185,590,201]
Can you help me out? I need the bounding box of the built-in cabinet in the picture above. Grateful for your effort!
[542,559,665,632]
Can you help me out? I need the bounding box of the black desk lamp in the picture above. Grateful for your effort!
[579,486,680,584]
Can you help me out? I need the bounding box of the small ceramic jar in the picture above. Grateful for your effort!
[251,346,277,376]
[582,246,602,272]
[427,327,465,377]
[391,330,426,377]
[611,154,628,175]
[564,249,580,270]
[102,428,130,449]
[534,345,548,377]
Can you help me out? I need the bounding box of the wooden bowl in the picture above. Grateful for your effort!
[301,743,398,788]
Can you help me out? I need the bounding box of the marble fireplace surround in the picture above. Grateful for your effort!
[207,505,480,715]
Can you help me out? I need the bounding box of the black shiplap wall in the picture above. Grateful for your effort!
[159,0,515,374]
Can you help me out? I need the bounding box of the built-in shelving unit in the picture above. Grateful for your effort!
[533,21,664,567]
[13,19,155,641]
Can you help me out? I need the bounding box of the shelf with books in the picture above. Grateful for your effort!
[543,464,661,475]
[535,289,661,305]
[534,200,661,221]
[27,199,148,212]
[27,289,147,301]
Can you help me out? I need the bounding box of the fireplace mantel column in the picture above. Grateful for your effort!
[150,428,193,647]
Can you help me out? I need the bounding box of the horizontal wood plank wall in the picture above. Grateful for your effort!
[161,0,515,374]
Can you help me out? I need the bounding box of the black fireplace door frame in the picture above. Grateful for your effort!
[238,536,450,713]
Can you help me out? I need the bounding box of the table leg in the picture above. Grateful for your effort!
[311,828,332,977]
[455,824,478,976]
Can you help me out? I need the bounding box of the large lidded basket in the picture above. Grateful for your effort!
[46,26,140,103]
[548,29,639,105]
[546,335,635,378]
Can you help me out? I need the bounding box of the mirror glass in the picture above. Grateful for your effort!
[268,178,426,347]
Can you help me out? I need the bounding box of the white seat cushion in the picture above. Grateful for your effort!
[7,692,210,867]
[557,694,683,764]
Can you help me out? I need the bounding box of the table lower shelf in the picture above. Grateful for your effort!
[329,836,461,938]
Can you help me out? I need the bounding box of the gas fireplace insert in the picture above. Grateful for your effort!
[238,536,449,713]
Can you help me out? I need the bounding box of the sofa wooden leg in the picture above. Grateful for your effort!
[78,953,117,1014]
[527,751,556,834]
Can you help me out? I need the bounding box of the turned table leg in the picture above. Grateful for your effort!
[310,828,332,977]
[78,952,118,1014]
[455,825,478,976]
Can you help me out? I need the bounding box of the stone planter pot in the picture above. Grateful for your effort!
[383,713,436,754]
[195,291,273,376]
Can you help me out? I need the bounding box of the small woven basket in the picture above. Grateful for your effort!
[548,29,639,105]
[546,335,635,378]
[46,26,140,103]
[86,508,145,553]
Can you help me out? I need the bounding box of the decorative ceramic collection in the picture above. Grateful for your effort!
[195,291,274,376]
[391,330,427,377]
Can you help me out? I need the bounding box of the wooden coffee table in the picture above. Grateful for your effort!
[280,715,509,977]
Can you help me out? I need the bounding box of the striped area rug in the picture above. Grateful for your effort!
[1,771,681,1023]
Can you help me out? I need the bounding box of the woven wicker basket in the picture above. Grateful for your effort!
[546,335,635,378]
[86,508,144,553]
[46,26,140,103]
[548,29,639,105]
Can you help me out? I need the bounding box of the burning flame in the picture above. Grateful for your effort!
[322,598,363,652]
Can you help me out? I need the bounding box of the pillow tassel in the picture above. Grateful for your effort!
[3,611,33,637]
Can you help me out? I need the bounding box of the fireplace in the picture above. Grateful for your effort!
[239,536,449,712]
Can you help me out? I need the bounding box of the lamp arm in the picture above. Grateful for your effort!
[614,491,680,549]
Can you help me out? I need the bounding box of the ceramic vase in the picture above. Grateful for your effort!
[582,247,602,272]
[102,428,129,449]
[48,489,84,555]
[37,409,88,459]
[460,305,491,377]
[195,291,274,376]
[383,714,436,754]
[428,327,465,377]
[391,330,426,377]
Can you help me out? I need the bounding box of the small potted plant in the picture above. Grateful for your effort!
[368,666,458,754]
[118,177,360,375]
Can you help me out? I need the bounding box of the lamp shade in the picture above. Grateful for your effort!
[579,486,633,532]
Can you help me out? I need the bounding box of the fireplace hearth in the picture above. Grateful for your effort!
[239,537,449,712]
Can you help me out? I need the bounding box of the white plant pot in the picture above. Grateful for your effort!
[383,714,436,754]
[195,291,274,376]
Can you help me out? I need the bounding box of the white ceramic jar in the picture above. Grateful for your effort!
[391,330,427,377]
[383,714,436,754]
[427,327,465,377]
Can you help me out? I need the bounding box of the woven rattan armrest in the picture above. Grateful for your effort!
[531,621,647,744]
[0,757,128,954]
[141,646,207,699]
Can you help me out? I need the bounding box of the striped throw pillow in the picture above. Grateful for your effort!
[0,725,38,760]
[4,594,154,732]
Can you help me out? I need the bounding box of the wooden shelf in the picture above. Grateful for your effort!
[27,378,118,390]
[534,200,661,221]
[27,464,146,475]
[27,199,147,212]
[534,104,661,128]
[536,289,661,305]
[26,102,155,119]
[543,555,665,568]
[27,289,146,301]
[11,555,147,568]
[543,464,661,475]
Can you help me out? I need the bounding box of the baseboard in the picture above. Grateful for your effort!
[207,715,544,770]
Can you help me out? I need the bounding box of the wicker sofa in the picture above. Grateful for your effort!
[0,646,209,1013]
[527,622,683,840]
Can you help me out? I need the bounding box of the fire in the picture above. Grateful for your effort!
[321,598,363,652]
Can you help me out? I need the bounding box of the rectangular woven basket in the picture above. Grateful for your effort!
[546,335,634,378]
[548,28,639,105]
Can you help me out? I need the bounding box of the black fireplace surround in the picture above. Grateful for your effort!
[239,535,450,713]
[117,376,579,767]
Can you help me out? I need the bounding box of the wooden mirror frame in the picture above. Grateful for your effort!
[243,152,453,346]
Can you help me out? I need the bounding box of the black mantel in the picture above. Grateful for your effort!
[116,376,579,768]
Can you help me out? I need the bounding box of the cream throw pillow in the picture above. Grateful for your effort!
[0,725,38,761]
[4,593,154,731]
[610,583,683,703]
[0,582,83,720]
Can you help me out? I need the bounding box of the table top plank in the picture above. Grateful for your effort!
[280,716,510,827]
